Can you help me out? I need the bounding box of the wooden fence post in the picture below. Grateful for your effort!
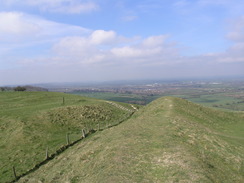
[82,129,86,138]
[13,166,17,180]
[45,147,49,159]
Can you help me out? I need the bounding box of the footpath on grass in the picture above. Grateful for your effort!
[105,101,138,112]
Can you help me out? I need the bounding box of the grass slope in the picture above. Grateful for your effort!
[17,97,244,183]
[0,92,134,183]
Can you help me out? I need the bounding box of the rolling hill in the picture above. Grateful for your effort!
[0,92,135,183]
[9,96,244,183]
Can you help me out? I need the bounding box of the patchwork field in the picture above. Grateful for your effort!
[72,88,244,111]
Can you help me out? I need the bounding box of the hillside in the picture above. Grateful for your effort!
[0,92,135,183]
[15,97,244,183]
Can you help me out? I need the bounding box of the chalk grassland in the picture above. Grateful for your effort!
[0,92,134,183]
[17,97,244,183]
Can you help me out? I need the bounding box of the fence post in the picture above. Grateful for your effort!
[82,129,86,138]
[45,147,49,159]
[13,166,17,180]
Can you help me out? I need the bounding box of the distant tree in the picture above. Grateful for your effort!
[0,87,5,91]
[14,86,26,91]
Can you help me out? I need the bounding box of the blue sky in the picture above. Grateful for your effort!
[0,0,244,85]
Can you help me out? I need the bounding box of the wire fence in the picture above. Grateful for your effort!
[7,111,135,183]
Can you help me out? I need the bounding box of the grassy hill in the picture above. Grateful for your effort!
[0,92,135,183]
[13,96,244,183]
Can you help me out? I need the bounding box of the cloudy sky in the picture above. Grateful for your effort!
[0,0,244,85]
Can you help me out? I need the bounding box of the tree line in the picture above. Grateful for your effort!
[0,86,48,92]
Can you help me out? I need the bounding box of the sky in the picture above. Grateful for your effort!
[0,0,244,85]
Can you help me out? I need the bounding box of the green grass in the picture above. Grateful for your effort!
[71,91,147,104]
[71,90,244,111]
[16,96,244,183]
[0,92,134,182]
[179,93,244,110]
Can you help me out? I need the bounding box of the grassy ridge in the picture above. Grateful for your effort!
[17,97,244,182]
[0,92,134,182]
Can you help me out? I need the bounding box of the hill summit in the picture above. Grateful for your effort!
[17,96,244,183]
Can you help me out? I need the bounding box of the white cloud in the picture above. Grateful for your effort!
[53,37,88,53]
[2,0,99,14]
[110,46,166,59]
[215,16,244,63]
[226,16,244,42]
[52,36,96,61]
[0,11,90,55]
[50,33,180,67]
[0,11,92,74]
[90,30,117,45]
[213,43,244,63]
[0,12,39,35]
[52,34,109,65]
[142,35,168,47]
[110,35,180,65]
[1,7,244,85]
[111,47,143,58]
